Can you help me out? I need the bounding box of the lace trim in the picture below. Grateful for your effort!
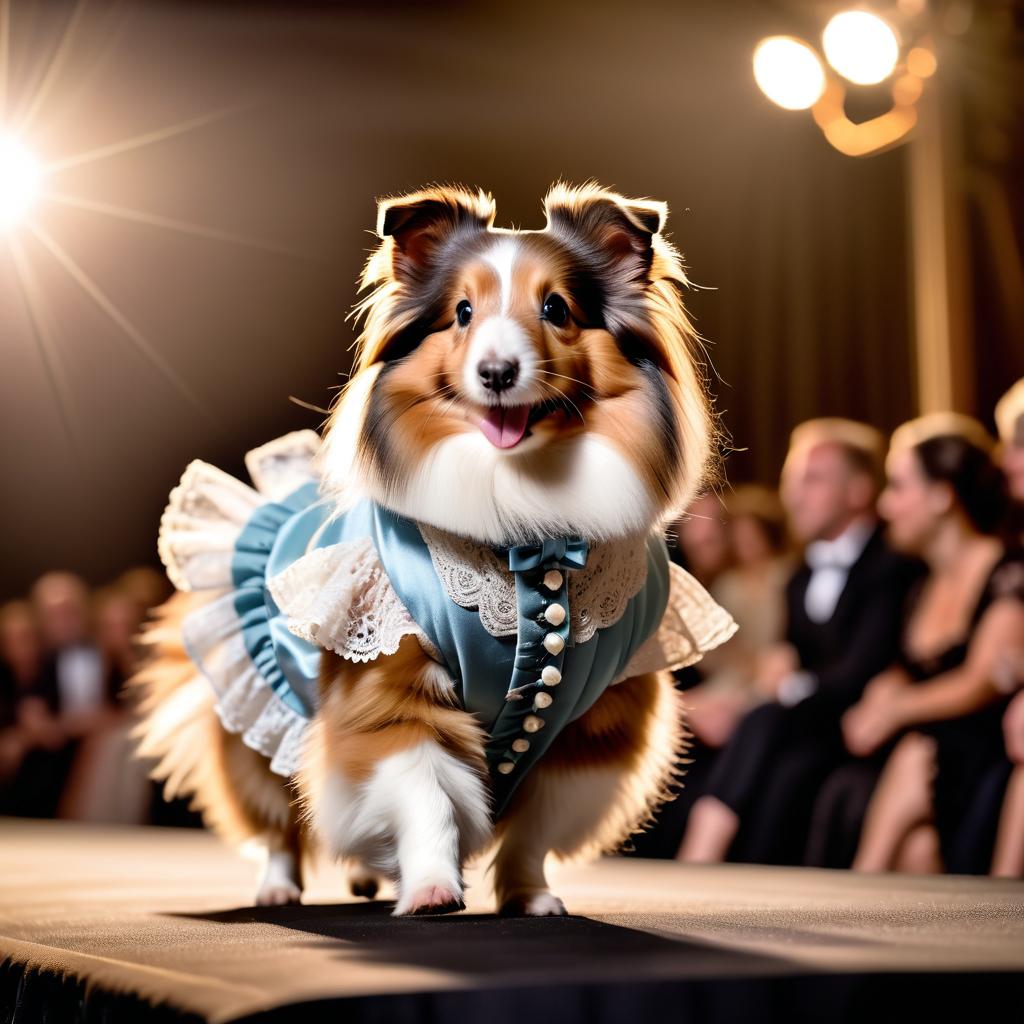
[268,537,442,665]
[417,524,649,643]
[158,460,265,592]
[181,599,308,777]
[244,429,321,501]
[613,562,738,682]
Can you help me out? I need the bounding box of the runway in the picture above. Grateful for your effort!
[1,818,1022,1022]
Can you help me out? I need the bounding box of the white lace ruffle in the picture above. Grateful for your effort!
[418,524,649,644]
[244,430,321,502]
[158,462,266,592]
[613,561,738,683]
[158,431,322,593]
[181,595,307,776]
[267,538,442,665]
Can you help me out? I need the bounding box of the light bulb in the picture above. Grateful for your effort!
[822,11,900,86]
[753,36,827,111]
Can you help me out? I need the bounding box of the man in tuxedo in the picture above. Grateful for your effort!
[677,418,923,865]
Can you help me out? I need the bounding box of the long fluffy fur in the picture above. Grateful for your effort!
[133,182,713,915]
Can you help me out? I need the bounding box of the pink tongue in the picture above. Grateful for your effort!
[479,405,531,449]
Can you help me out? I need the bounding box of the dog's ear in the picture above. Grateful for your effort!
[543,182,666,284]
[377,186,495,282]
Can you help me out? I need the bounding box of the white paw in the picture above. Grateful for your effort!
[499,891,567,917]
[255,880,302,906]
[394,883,465,916]
[255,849,302,906]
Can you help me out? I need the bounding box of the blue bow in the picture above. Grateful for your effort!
[505,537,589,573]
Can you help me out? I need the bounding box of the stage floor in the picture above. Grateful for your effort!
[1,819,1023,1023]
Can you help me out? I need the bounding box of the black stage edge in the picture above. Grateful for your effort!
[4,959,1024,1024]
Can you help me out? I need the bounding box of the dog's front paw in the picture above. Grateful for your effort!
[394,884,465,917]
[499,890,567,917]
[255,880,302,906]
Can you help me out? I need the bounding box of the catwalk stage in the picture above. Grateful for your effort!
[1,820,1022,1023]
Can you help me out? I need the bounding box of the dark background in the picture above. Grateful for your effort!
[1,0,1021,598]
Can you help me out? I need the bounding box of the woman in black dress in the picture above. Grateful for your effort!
[839,414,1024,875]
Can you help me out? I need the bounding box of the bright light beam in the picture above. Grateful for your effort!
[0,134,42,229]
[28,221,218,424]
[45,103,251,174]
[13,0,88,135]
[0,0,10,122]
[8,234,81,449]
[44,190,300,256]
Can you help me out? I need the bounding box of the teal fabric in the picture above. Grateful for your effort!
[225,486,671,816]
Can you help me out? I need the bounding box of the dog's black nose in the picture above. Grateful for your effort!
[478,358,519,393]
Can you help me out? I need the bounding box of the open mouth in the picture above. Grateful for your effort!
[476,398,575,450]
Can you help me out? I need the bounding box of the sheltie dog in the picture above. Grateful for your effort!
[132,181,719,917]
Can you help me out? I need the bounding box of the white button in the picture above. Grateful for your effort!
[543,632,565,655]
[543,570,563,591]
[541,665,562,686]
[512,738,530,753]
[497,761,515,775]
[544,603,566,626]
[523,715,545,733]
[534,692,553,710]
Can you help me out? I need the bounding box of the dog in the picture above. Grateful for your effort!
[132,181,735,916]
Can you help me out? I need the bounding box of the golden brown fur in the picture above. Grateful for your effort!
[134,182,715,915]
[307,635,487,787]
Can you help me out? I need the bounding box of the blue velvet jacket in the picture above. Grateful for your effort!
[197,481,672,817]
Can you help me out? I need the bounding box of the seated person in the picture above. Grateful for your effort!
[678,418,921,865]
[841,415,1024,875]
[994,690,1024,877]
[687,485,792,749]
[671,490,733,586]
[0,602,49,808]
[997,378,1024,523]
[628,488,790,857]
[988,380,1024,878]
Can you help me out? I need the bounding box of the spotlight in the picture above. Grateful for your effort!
[753,36,826,110]
[822,11,900,86]
[0,134,42,230]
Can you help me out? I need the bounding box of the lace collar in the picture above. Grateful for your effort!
[417,523,650,644]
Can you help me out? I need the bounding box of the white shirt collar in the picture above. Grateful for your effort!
[805,518,874,572]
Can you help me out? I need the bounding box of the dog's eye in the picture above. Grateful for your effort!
[541,294,570,328]
[456,299,473,327]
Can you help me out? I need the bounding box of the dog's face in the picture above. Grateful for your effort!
[321,182,712,544]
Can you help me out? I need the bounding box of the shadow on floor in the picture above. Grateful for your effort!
[171,898,787,981]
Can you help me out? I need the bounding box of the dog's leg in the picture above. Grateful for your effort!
[375,739,484,915]
[300,640,491,916]
[256,828,304,906]
[493,671,684,916]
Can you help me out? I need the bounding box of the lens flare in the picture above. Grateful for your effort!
[0,135,42,230]
[822,11,900,86]
[753,36,826,111]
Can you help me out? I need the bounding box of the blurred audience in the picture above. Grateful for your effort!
[820,415,1024,875]
[677,419,923,866]
[0,566,170,822]
[688,486,792,749]
[629,487,791,856]
[996,378,1024,512]
[672,490,733,587]
[990,378,1024,877]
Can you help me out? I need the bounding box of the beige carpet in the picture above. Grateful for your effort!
[1,818,1022,1022]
